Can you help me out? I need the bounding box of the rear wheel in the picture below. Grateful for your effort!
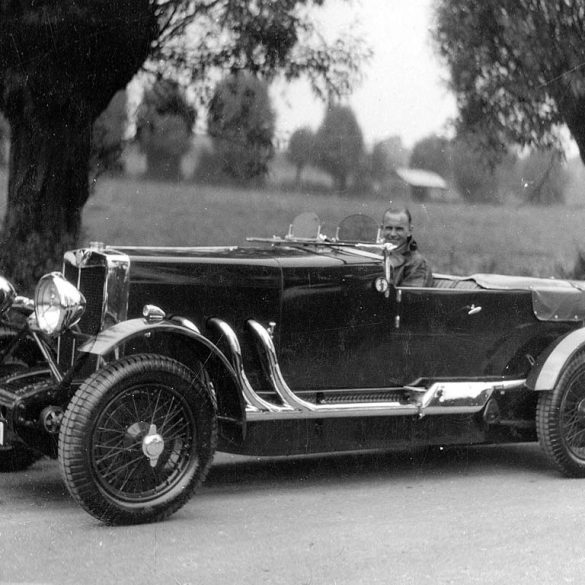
[58,354,217,525]
[537,352,585,477]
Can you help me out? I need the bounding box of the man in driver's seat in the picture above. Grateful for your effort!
[381,207,433,287]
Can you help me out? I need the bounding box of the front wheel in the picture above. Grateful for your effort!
[537,351,585,477]
[58,354,217,525]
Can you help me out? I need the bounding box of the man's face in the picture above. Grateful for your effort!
[382,212,412,249]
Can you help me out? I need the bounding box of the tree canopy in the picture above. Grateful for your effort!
[313,104,364,192]
[433,0,585,164]
[207,72,275,181]
[0,1,369,289]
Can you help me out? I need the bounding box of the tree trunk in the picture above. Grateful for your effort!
[1,108,91,291]
[559,95,585,167]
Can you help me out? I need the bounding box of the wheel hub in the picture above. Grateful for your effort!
[142,424,165,468]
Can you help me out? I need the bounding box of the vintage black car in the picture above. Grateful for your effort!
[2,212,585,525]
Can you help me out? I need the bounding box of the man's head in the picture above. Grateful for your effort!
[381,207,413,250]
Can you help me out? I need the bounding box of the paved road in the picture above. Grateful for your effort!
[1,443,584,585]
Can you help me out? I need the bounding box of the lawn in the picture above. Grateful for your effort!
[2,168,585,278]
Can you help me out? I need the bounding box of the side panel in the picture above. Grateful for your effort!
[278,267,574,389]
[126,256,283,338]
[395,288,573,380]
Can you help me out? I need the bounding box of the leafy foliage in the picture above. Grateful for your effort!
[152,1,371,102]
[136,80,195,181]
[313,104,365,191]
[519,148,567,205]
[450,139,501,204]
[409,135,451,178]
[434,0,585,164]
[409,133,521,204]
[0,1,368,288]
[370,136,409,183]
[207,72,275,181]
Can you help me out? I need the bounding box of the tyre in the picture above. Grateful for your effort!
[58,353,217,525]
[537,351,585,477]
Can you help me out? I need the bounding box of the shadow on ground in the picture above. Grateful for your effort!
[1,442,556,508]
[205,442,555,492]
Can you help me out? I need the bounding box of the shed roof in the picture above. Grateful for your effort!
[395,167,448,189]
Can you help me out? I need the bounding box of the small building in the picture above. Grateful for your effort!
[393,167,453,202]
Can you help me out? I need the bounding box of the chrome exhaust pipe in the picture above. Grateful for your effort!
[207,318,285,412]
[247,319,317,412]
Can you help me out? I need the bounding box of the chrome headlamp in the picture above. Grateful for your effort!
[0,276,16,314]
[34,272,86,336]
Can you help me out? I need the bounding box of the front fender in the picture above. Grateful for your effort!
[77,318,247,441]
[526,326,585,390]
[78,318,213,357]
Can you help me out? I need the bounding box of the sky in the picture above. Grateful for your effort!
[271,0,457,148]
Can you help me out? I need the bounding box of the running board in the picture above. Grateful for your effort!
[208,318,526,422]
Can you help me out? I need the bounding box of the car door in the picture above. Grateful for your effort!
[392,285,540,382]
[277,251,401,390]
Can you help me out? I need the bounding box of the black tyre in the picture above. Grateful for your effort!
[537,351,585,477]
[58,354,217,525]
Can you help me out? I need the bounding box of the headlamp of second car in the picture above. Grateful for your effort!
[34,272,86,336]
[0,275,16,314]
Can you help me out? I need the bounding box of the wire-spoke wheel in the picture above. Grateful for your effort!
[537,351,585,477]
[59,354,217,525]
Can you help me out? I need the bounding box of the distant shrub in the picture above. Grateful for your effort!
[313,104,365,192]
[207,72,275,183]
[136,79,195,182]
[409,135,451,178]
[286,127,314,187]
[558,248,585,280]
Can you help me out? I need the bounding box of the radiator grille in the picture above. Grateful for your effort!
[59,262,107,369]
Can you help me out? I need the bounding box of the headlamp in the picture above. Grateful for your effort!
[34,272,86,336]
[0,276,16,314]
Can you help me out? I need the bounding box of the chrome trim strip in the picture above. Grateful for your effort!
[207,318,284,412]
[243,379,526,421]
[245,402,419,421]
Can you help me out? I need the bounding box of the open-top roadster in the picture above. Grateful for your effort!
[2,212,585,525]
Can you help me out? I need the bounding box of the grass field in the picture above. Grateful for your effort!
[2,168,585,278]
